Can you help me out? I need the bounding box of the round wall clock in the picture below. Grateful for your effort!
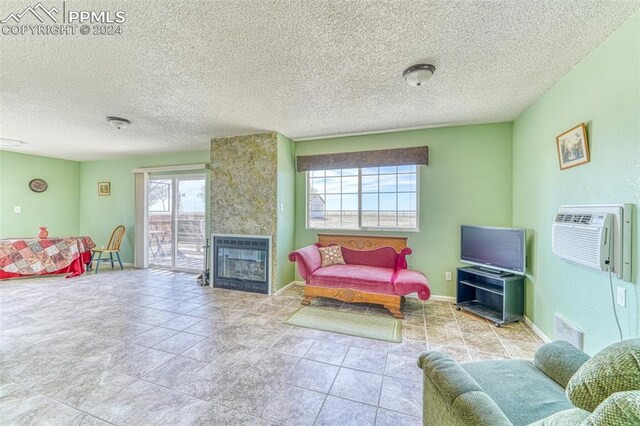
[29,178,48,193]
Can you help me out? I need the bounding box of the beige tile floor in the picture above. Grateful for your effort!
[0,268,543,425]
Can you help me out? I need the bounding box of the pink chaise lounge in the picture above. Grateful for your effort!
[288,236,430,318]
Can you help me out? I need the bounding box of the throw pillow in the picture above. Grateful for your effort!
[566,339,640,412]
[584,391,640,426]
[318,245,346,267]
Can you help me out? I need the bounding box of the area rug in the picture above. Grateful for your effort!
[285,307,402,343]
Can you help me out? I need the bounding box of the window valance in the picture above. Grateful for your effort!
[296,146,428,172]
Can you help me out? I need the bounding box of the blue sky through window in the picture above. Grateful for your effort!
[308,166,417,229]
[148,178,205,213]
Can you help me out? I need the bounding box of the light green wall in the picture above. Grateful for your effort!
[512,13,639,354]
[276,133,296,289]
[0,151,80,238]
[79,150,210,263]
[2,14,635,355]
[294,123,514,297]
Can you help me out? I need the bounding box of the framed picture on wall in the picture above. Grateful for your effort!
[556,123,590,170]
[98,182,111,196]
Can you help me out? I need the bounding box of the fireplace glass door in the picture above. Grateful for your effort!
[217,248,267,282]
[212,236,270,294]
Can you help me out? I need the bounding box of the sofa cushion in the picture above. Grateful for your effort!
[319,245,346,267]
[527,408,590,426]
[463,359,574,426]
[340,245,398,269]
[567,339,640,412]
[586,391,640,426]
[309,264,395,295]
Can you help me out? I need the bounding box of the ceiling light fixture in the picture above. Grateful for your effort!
[0,138,25,148]
[403,63,436,87]
[107,117,131,130]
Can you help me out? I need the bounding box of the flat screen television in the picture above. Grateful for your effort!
[460,225,526,275]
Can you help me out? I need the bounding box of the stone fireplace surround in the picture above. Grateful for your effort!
[209,132,294,294]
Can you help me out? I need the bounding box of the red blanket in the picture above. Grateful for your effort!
[0,236,96,280]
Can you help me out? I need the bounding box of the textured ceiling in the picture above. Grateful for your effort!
[0,1,638,161]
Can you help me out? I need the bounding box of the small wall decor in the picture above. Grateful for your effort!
[556,123,590,170]
[98,182,111,196]
[29,178,48,193]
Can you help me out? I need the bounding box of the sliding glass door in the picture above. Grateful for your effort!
[148,178,173,268]
[175,177,207,270]
[147,174,206,272]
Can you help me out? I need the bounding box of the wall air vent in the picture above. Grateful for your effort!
[554,314,584,350]
[555,213,593,225]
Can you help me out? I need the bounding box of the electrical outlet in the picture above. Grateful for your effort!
[445,271,452,281]
[616,286,626,307]
[14,206,21,213]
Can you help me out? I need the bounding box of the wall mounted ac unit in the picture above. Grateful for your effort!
[552,211,612,271]
[552,204,632,281]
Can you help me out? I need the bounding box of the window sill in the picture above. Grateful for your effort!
[306,227,421,233]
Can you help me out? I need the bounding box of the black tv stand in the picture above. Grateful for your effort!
[456,266,524,326]
[473,266,513,277]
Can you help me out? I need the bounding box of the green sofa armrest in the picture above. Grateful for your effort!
[533,341,590,388]
[419,351,483,401]
[419,351,512,426]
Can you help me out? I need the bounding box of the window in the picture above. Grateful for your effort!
[307,166,418,230]
[148,180,172,212]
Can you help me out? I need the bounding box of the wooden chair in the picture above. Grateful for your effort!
[91,225,125,273]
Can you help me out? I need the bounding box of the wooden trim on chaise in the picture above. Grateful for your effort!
[317,233,408,253]
[302,285,404,319]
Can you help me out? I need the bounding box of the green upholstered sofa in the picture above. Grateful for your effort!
[418,339,640,426]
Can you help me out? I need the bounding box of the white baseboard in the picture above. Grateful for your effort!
[90,260,134,267]
[275,281,301,295]
[524,316,552,343]
[89,263,135,270]
[428,294,456,303]
[404,292,456,303]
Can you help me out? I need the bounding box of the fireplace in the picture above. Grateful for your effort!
[211,234,271,294]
